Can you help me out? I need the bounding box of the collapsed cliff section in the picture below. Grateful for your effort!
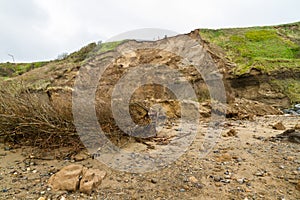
[0,29,285,147]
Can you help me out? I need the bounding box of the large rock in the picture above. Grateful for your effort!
[79,168,106,194]
[48,164,106,194]
[48,164,84,191]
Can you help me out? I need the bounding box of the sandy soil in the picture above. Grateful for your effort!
[0,115,299,200]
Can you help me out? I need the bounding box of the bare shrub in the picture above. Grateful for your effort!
[0,81,79,148]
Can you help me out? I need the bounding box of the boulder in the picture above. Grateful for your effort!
[48,164,106,194]
[79,169,106,194]
[48,164,84,192]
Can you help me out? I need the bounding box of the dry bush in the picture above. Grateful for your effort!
[0,81,80,148]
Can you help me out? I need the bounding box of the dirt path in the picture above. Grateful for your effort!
[0,115,299,200]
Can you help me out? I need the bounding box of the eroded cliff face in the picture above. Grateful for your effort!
[0,30,286,142]
[46,31,283,131]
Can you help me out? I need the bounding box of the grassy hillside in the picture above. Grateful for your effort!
[199,22,300,75]
[0,41,122,80]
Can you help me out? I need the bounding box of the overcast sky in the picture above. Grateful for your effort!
[0,0,299,62]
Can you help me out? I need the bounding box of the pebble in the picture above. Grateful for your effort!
[237,178,244,184]
[40,191,46,195]
[151,178,158,184]
[188,176,198,184]
[220,179,230,183]
[32,170,38,173]
[4,146,12,151]
[37,197,46,200]
[179,188,185,192]
[213,176,221,182]
[2,188,8,192]
[297,167,300,171]
[279,165,285,169]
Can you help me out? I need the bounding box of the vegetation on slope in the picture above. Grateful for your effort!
[199,22,300,75]
[0,41,122,80]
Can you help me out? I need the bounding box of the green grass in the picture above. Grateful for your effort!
[199,22,300,75]
[97,41,123,53]
[0,41,123,78]
[0,61,49,77]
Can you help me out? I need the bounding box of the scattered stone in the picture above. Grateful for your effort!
[296,180,300,191]
[188,176,198,184]
[2,188,8,193]
[72,152,89,162]
[216,153,232,162]
[4,146,12,151]
[40,191,46,195]
[213,176,221,182]
[179,188,185,192]
[37,197,46,200]
[272,122,286,130]
[253,135,265,141]
[272,129,300,143]
[220,179,230,183]
[79,168,106,194]
[237,178,245,184]
[223,129,237,137]
[286,156,294,161]
[151,178,158,184]
[255,170,266,177]
[279,165,285,169]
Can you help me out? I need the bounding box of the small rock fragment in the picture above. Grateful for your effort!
[272,122,286,130]
[223,129,237,137]
[79,168,106,194]
[72,152,89,162]
[151,178,158,184]
[237,178,244,184]
[216,153,232,162]
[296,180,300,191]
[188,176,198,184]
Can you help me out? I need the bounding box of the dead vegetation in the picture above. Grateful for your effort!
[0,81,80,149]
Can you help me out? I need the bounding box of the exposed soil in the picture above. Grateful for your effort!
[0,115,299,200]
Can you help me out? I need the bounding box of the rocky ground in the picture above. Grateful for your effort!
[0,115,299,200]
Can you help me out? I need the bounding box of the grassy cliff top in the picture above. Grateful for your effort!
[1,22,300,79]
[199,22,300,75]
